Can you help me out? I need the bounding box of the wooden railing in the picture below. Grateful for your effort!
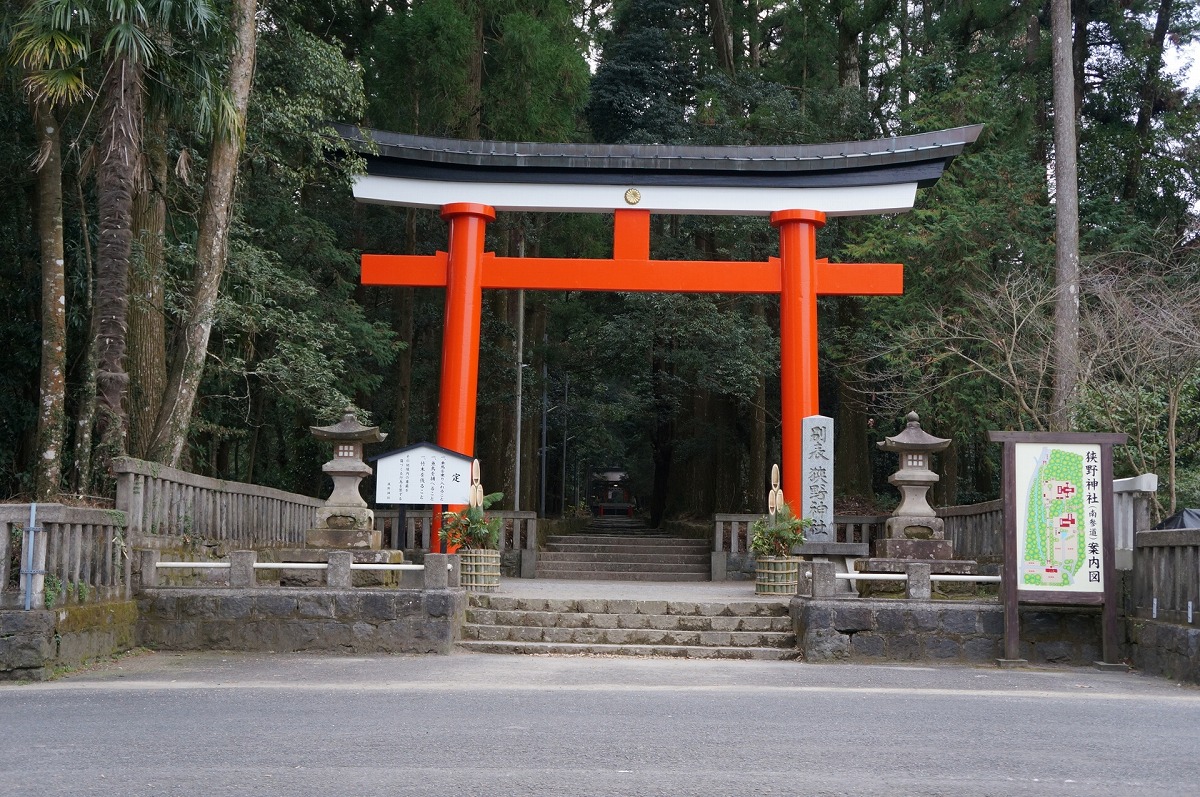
[1,504,130,609]
[1132,528,1200,624]
[938,500,1004,563]
[374,509,538,553]
[113,457,322,550]
[713,513,886,555]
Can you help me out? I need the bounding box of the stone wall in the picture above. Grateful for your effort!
[137,588,466,655]
[0,602,138,681]
[792,597,1104,665]
[1126,618,1200,685]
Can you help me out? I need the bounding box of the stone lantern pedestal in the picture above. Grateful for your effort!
[854,412,978,595]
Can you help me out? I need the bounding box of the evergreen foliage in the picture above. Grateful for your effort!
[1,0,1198,522]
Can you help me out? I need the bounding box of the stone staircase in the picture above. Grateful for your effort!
[535,533,711,581]
[459,594,797,660]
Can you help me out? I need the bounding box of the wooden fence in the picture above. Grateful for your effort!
[939,500,1004,563]
[713,513,886,555]
[374,509,538,553]
[1132,528,1200,624]
[113,457,322,550]
[1,504,130,609]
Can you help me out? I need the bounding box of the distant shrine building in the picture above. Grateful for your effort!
[340,124,981,513]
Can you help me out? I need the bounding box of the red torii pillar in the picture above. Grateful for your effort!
[364,205,901,526]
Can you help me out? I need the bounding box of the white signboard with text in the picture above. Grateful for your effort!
[373,442,472,505]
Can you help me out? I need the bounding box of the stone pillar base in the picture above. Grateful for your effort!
[304,527,382,550]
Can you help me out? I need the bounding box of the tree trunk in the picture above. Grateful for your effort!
[93,52,144,480]
[648,355,675,528]
[34,102,67,501]
[127,108,168,458]
[70,177,99,495]
[1122,0,1173,202]
[709,0,735,75]
[1050,0,1080,431]
[150,0,258,466]
[748,299,767,513]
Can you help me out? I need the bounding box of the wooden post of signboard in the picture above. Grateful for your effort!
[987,431,1127,668]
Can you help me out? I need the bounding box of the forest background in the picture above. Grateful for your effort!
[3,0,1200,527]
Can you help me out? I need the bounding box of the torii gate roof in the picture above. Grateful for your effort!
[335,123,982,217]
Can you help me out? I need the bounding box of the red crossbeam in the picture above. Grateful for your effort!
[361,253,902,296]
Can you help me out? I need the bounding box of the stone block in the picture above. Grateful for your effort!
[618,614,650,630]
[699,632,733,647]
[905,563,932,600]
[850,632,885,659]
[872,538,954,559]
[803,603,834,631]
[230,550,257,588]
[1034,640,1074,664]
[964,636,1000,663]
[304,527,381,550]
[979,609,1005,636]
[423,554,449,589]
[424,591,458,619]
[677,616,711,632]
[256,593,299,618]
[833,605,874,634]
[667,601,701,616]
[875,607,909,635]
[885,633,921,661]
[711,551,727,582]
[942,609,980,636]
[0,635,53,669]
[326,552,353,589]
[215,595,254,620]
[606,600,638,616]
[802,628,850,662]
[924,637,962,660]
[519,549,537,579]
[358,593,396,621]
[296,595,336,619]
[0,610,55,636]
[636,601,668,615]
[911,607,940,632]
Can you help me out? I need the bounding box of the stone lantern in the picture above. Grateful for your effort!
[307,411,387,550]
[876,411,952,557]
[854,411,977,593]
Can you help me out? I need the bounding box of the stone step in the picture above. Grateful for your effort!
[467,608,792,633]
[545,535,708,548]
[461,594,796,660]
[539,549,709,562]
[462,624,795,648]
[458,640,798,661]
[472,595,790,617]
[536,556,709,571]
[532,569,710,582]
[543,544,709,557]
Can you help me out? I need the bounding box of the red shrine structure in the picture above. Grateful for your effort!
[340,124,981,549]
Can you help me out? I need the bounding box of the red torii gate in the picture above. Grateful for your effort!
[343,125,981,550]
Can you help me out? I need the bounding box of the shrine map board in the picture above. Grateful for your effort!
[989,431,1126,664]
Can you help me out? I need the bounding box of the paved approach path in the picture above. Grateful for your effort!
[2,649,1198,797]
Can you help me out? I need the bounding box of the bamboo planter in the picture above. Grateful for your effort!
[755,556,802,595]
[459,548,501,592]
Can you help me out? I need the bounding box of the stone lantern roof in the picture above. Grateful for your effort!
[877,411,950,453]
[309,411,387,445]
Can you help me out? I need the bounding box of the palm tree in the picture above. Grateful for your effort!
[11,0,214,490]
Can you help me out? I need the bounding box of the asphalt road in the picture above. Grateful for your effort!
[2,651,1198,797]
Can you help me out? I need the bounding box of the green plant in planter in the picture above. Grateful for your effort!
[439,492,505,550]
[750,504,811,558]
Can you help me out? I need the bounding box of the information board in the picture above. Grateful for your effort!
[372,442,472,505]
[1014,442,1104,594]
